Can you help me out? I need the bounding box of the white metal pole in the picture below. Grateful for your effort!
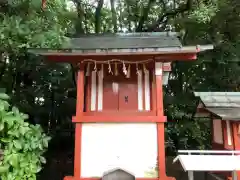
[232,170,237,180]
[188,171,194,180]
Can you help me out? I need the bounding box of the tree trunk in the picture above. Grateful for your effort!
[95,0,104,33]
[74,0,85,34]
[110,0,118,33]
[136,0,156,32]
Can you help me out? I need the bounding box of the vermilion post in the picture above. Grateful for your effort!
[232,123,240,180]
[155,63,167,180]
[74,67,85,178]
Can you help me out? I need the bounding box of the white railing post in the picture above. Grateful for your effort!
[188,171,194,180]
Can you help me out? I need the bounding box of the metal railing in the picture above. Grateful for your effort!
[177,150,240,155]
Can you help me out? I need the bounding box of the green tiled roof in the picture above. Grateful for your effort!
[69,32,182,50]
[206,107,240,120]
[194,92,240,120]
[27,32,213,57]
[194,92,240,108]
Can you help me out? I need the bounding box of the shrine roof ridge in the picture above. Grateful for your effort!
[27,31,213,56]
[30,32,181,51]
[206,107,240,120]
[27,31,213,60]
[69,32,182,50]
[72,32,180,38]
[194,91,240,107]
[194,91,240,120]
[28,45,213,56]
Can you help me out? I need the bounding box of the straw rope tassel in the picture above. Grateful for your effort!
[126,64,131,78]
[94,61,97,72]
[108,61,113,74]
[136,63,139,75]
[143,64,148,74]
[122,61,127,75]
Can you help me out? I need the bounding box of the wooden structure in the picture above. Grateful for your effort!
[29,32,212,180]
[194,92,240,180]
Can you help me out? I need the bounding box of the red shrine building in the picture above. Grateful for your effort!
[193,92,240,180]
[172,92,240,180]
[194,92,240,151]
[29,32,212,180]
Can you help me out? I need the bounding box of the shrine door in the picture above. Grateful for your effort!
[103,73,138,111]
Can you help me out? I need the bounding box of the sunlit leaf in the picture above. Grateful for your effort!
[0,165,9,174]
[0,94,10,100]
[39,156,46,164]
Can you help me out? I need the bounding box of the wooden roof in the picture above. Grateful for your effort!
[194,92,240,120]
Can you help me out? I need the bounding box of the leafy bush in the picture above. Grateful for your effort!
[0,93,51,180]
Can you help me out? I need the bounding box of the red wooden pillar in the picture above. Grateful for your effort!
[155,62,173,180]
[74,65,84,178]
[232,122,240,180]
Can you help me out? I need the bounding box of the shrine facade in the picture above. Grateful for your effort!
[191,92,240,180]
[29,32,213,180]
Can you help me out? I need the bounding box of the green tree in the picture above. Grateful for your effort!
[0,92,51,180]
[0,0,73,179]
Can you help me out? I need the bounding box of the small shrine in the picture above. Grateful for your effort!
[28,32,212,180]
[195,92,240,180]
[174,92,240,180]
[194,92,240,151]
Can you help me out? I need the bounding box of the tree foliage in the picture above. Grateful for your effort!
[0,0,71,179]
[0,0,70,52]
[0,92,50,180]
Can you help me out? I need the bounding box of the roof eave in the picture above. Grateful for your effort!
[28,45,211,56]
[72,31,180,38]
